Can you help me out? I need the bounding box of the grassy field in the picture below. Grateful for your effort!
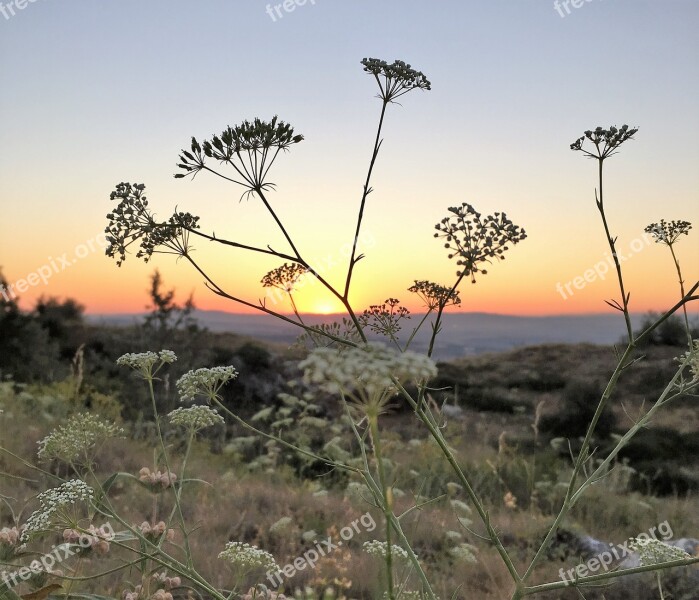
[1,339,697,599]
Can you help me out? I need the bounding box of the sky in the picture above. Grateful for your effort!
[0,0,698,318]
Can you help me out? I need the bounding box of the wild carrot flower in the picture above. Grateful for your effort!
[176,366,238,402]
[261,263,309,292]
[167,405,225,432]
[218,541,277,572]
[628,537,690,566]
[408,280,461,310]
[361,58,431,102]
[300,343,437,408]
[570,125,639,159]
[22,480,94,541]
[360,298,411,338]
[645,219,692,245]
[434,203,527,282]
[362,540,410,560]
[37,413,124,463]
[176,116,303,197]
[106,183,200,266]
[116,350,177,379]
[677,340,699,382]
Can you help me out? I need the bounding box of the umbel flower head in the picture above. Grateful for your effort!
[434,203,527,282]
[300,343,437,411]
[218,541,278,573]
[645,219,692,246]
[168,405,225,432]
[408,280,461,310]
[175,116,303,198]
[361,58,431,102]
[37,413,124,464]
[105,183,200,267]
[116,350,177,379]
[677,340,699,383]
[570,125,638,159]
[360,298,411,338]
[261,263,309,293]
[176,366,238,402]
[22,480,94,541]
[628,537,690,566]
[363,540,410,560]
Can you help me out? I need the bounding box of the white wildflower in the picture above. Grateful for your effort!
[677,339,699,382]
[116,350,177,378]
[218,541,277,572]
[168,405,225,431]
[300,343,437,402]
[449,542,478,563]
[22,480,94,541]
[629,537,690,566]
[362,540,410,560]
[37,413,124,463]
[176,366,238,402]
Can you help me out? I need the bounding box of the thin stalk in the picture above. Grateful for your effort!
[146,377,194,568]
[394,381,523,587]
[667,243,693,348]
[344,99,389,298]
[595,158,633,342]
[427,274,465,358]
[369,414,395,599]
[343,402,437,599]
[522,343,635,581]
[519,555,699,595]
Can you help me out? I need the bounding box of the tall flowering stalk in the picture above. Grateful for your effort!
[645,219,694,348]
[570,125,638,342]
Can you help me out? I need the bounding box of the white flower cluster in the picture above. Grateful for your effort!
[22,480,94,541]
[678,339,699,382]
[300,343,437,398]
[168,405,225,431]
[629,537,690,566]
[362,540,410,560]
[176,366,238,402]
[449,542,478,563]
[116,350,177,377]
[218,541,277,572]
[37,413,124,462]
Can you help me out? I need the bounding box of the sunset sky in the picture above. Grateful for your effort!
[1,0,697,318]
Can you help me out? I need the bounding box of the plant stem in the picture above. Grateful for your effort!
[146,376,194,568]
[344,99,389,299]
[595,158,633,342]
[369,413,395,599]
[668,242,693,348]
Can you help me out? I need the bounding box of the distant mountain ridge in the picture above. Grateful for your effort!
[87,310,655,361]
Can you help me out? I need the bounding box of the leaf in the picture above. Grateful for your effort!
[20,585,62,600]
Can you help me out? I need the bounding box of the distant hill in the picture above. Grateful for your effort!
[86,310,652,360]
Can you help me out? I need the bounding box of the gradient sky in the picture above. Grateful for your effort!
[1,0,697,317]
